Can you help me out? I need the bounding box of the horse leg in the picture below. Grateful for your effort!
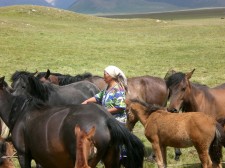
[174,148,182,161]
[161,146,167,167]
[151,142,165,168]
[102,146,120,168]
[195,146,212,168]
[88,151,102,168]
[17,152,32,168]
[146,151,156,163]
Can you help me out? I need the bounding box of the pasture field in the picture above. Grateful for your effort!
[1,5,225,168]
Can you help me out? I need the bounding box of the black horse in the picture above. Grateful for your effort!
[38,69,107,90]
[0,76,145,168]
[36,69,93,85]
[11,71,100,105]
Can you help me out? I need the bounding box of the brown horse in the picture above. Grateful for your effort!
[127,76,183,161]
[166,69,225,121]
[126,75,169,130]
[74,125,96,168]
[126,99,225,168]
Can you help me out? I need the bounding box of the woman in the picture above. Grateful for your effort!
[82,65,127,124]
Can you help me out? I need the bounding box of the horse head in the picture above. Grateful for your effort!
[75,125,96,168]
[125,99,139,131]
[166,69,195,112]
[11,71,38,96]
[0,138,6,166]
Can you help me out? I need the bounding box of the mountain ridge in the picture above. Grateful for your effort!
[1,0,225,14]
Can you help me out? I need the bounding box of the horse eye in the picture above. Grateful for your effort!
[22,86,26,89]
[181,87,186,91]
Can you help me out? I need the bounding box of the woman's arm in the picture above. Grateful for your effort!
[81,97,97,104]
[108,107,124,114]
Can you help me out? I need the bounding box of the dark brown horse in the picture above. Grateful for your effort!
[166,69,225,121]
[0,76,144,168]
[38,69,107,90]
[126,99,225,168]
[39,72,182,160]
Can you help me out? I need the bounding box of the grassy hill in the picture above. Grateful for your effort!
[1,5,225,167]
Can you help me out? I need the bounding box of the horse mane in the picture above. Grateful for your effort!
[11,71,54,102]
[9,96,47,131]
[129,99,164,114]
[36,71,63,79]
[165,72,209,89]
[58,72,93,85]
[165,72,185,88]
[27,75,55,102]
[11,70,36,83]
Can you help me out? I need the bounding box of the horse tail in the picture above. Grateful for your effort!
[209,123,225,164]
[106,117,144,168]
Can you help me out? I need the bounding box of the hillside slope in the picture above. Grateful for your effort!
[69,0,182,14]
[68,0,225,14]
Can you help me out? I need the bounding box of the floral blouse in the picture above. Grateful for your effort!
[94,83,127,123]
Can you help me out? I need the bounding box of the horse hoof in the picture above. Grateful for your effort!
[146,155,156,163]
[174,156,180,161]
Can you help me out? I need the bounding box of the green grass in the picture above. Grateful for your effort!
[1,5,225,168]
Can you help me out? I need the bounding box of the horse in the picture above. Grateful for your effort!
[0,137,15,168]
[74,125,96,168]
[126,98,225,168]
[127,75,183,161]
[165,69,225,121]
[11,71,100,106]
[126,75,169,130]
[0,76,145,168]
[38,69,107,90]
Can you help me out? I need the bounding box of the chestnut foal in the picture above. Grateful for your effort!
[74,125,96,168]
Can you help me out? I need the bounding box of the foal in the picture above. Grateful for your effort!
[0,138,15,168]
[74,125,96,168]
[126,99,225,168]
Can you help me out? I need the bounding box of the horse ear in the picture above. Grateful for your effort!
[125,99,131,105]
[34,70,39,77]
[186,69,195,79]
[0,76,5,88]
[31,70,38,77]
[45,69,51,79]
[164,69,176,80]
[75,125,81,135]
[87,126,96,139]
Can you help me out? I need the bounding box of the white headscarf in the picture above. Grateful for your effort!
[104,65,127,90]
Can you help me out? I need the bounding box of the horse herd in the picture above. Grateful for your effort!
[0,69,225,168]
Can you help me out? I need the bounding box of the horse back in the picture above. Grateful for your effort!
[204,85,225,119]
[49,81,100,105]
[127,76,168,106]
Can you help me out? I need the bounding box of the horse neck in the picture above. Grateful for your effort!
[133,106,149,126]
[0,97,13,127]
[184,84,202,112]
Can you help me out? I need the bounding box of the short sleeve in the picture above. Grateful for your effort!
[94,90,105,104]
